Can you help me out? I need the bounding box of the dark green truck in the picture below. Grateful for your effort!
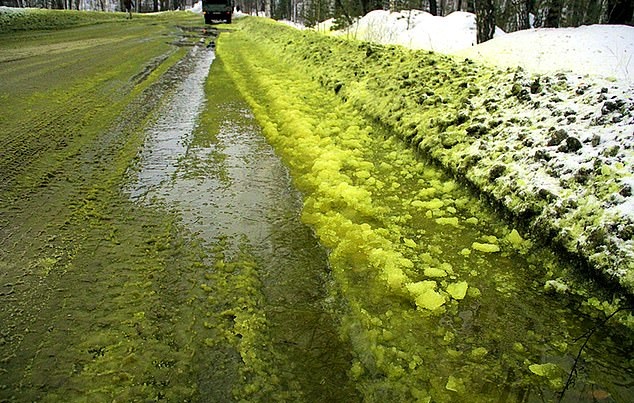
[203,0,233,24]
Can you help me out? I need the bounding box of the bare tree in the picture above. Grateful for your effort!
[543,0,562,26]
[475,0,495,42]
[516,0,530,29]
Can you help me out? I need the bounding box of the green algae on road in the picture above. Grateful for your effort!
[229,18,634,295]
[1,12,356,402]
[0,13,213,401]
[218,18,634,402]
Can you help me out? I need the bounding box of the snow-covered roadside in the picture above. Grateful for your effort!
[323,9,634,84]
[445,68,634,289]
[307,11,634,292]
[326,10,505,53]
[455,25,634,85]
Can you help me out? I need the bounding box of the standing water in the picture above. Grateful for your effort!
[127,42,633,402]
[127,45,357,401]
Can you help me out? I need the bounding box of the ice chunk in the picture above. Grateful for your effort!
[447,281,468,299]
[424,267,448,277]
[472,242,500,253]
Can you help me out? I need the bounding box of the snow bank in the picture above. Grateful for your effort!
[279,19,306,30]
[332,10,505,54]
[456,25,634,84]
[188,1,202,13]
[326,10,633,85]
[305,15,634,293]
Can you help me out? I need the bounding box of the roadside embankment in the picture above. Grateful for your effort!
[0,7,194,33]
[0,7,129,33]
[225,17,634,295]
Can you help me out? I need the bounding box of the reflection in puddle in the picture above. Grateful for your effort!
[127,45,357,401]
[128,46,297,250]
[128,46,214,202]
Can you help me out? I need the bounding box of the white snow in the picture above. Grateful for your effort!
[311,9,634,286]
[325,9,634,84]
[332,10,505,53]
[188,1,202,13]
[455,24,634,84]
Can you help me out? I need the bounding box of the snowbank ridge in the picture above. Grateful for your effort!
[239,18,634,294]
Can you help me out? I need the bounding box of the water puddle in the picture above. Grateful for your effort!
[126,42,633,402]
[127,47,213,200]
[127,46,356,401]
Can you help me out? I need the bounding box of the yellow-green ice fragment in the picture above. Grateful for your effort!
[412,199,444,210]
[435,217,459,227]
[415,289,446,310]
[403,238,417,248]
[424,267,447,278]
[445,375,463,392]
[385,266,408,289]
[506,229,524,247]
[470,347,488,359]
[447,281,468,300]
[529,363,564,388]
[406,281,446,310]
[472,242,500,253]
[406,280,437,295]
[529,363,559,377]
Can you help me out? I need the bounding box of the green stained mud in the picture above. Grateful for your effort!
[0,14,208,402]
[218,19,634,402]
[2,14,357,401]
[2,12,633,402]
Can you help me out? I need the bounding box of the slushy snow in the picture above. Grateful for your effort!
[316,10,634,290]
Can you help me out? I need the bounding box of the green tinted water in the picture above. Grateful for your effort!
[217,28,633,402]
[323,132,633,402]
[128,48,357,401]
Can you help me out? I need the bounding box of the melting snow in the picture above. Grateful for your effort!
[316,9,634,289]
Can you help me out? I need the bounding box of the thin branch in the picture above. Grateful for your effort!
[557,305,633,402]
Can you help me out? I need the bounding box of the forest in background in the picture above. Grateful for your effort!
[1,0,632,35]
[0,0,632,44]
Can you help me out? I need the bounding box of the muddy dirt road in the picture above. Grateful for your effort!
[0,17,353,401]
[1,14,633,403]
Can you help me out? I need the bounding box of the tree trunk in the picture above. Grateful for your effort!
[544,0,562,27]
[467,0,475,13]
[475,0,495,43]
[335,0,354,25]
[430,0,437,15]
[359,0,369,14]
[517,0,530,29]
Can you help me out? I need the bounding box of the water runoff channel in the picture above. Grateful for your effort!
[126,42,633,402]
